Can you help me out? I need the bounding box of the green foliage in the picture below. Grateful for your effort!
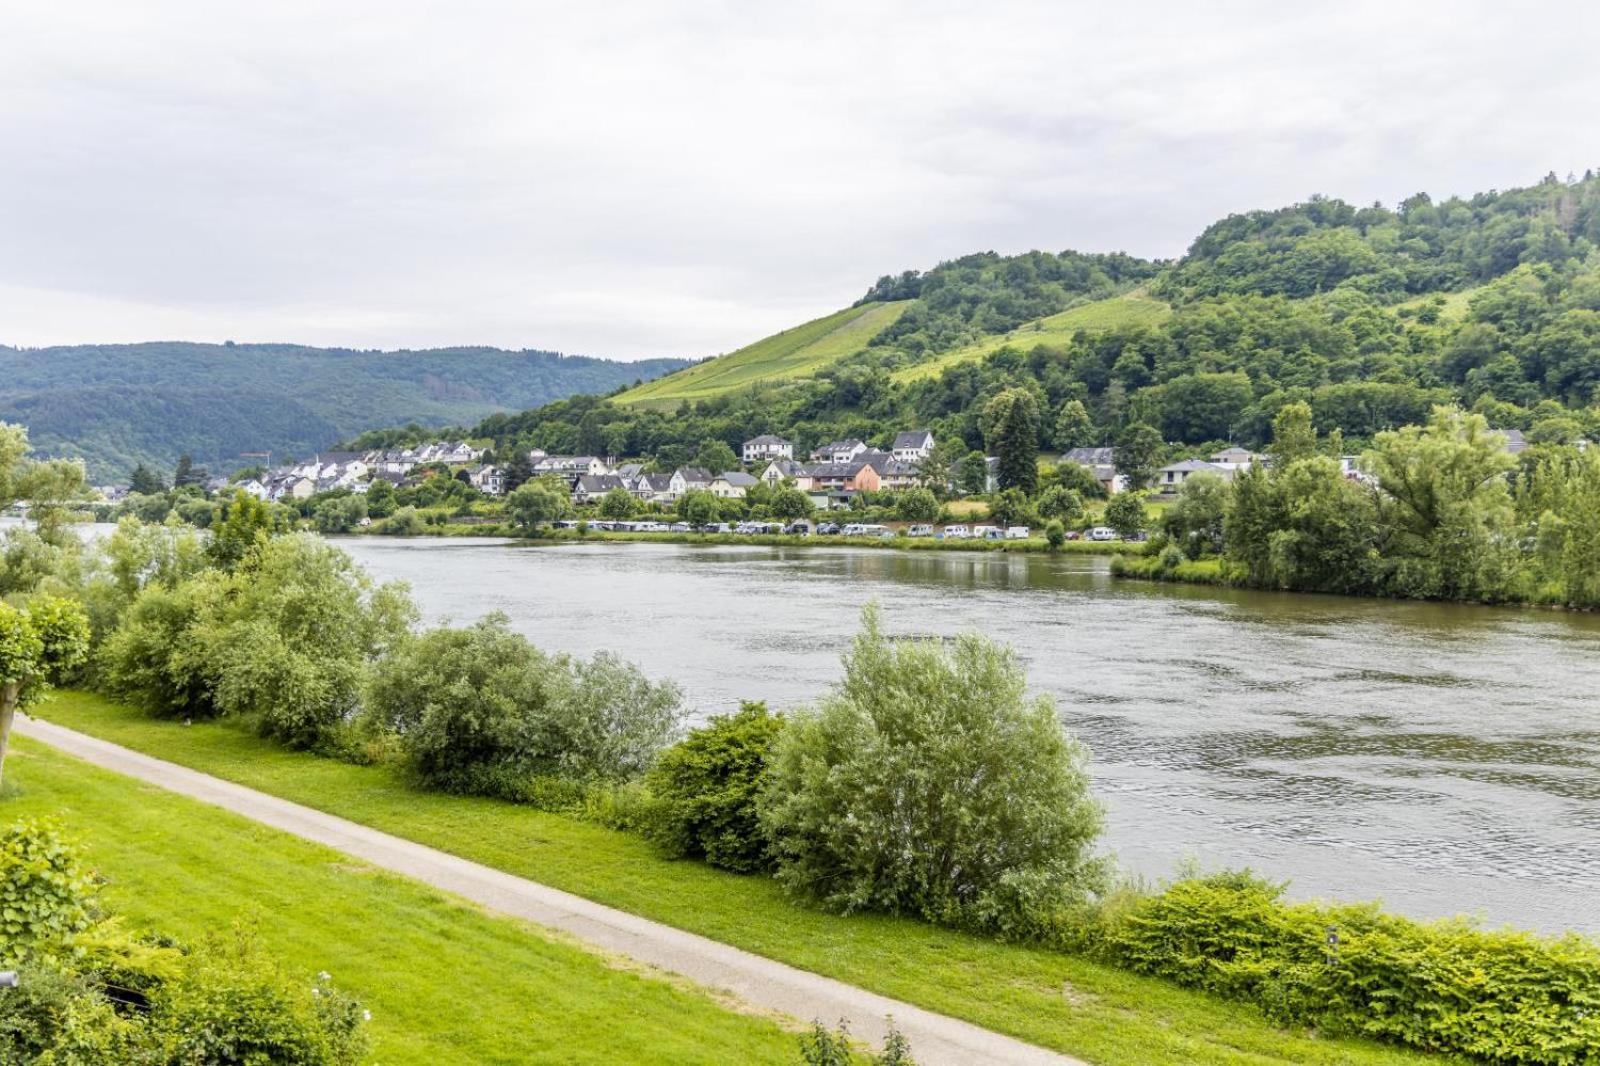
[598,486,639,520]
[1104,493,1147,539]
[505,482,570,533]
[312,494,367,534]
[768,486,814,522]
[365,616,684,798]
[1036,485,1085,524]
[1160,474,1229,558]
[987,488,1036,527]
[1107,872,1600,1064]
[759,608,1105,935]
[0,819,368,1065]
[1051,399,1095,450]
[795,1020,917,1066]
[642,702,784,873]
[208,491,276,571]
[983,389,1041,494]
[678,488,720,527]
[1044,520,1066,550]
[0,821,95,965]
[1114,423,1163,489]
[893,488,939,523]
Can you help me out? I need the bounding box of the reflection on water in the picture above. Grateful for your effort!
[341,538,1600,934]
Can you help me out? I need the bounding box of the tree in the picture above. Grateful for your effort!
[1036,485,1084,524]
[1114,423,1163,490]
[957,451,989,496]
[983,389,1041,494]
[598,487,639,520]
[501,451,535,493]
[172,454,209,489]
[678,488,720,528]
[0,596,90,786]
[505,482,570,533]
[1052,399,1095,451]
[129,463,166,496]
[988,488,1035,527]
[894,488,939,523]
[1365,407,1518,599]
[642,702,785,873]
[768,486,813,523]
[312,495,368,534]
[1160,473,1229,558]
[364,477,397,518]
[1268,401,1319,465]
[694,440,740,475]
[1104,492,1147,539]
[919,437,965,494]
[208,490,275,571]
[1045,520,1066,551]
[759,608,1105,932]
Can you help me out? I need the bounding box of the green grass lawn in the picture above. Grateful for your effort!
[618,301,911,408]
[892,292,1172,384]
[29,692,1440,1066]
[0,735,798,1065]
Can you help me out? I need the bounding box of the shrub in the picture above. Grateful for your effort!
[98,578,218,719]
[643,702,784,873]
[151,927,368,1066]
[0,821,95,965]
[1107,872,1600,1064]
[366,616,685,801]
[758,608,1105,935]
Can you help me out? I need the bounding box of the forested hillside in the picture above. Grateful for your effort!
[479,171,1600,466]
[0,343,688,480]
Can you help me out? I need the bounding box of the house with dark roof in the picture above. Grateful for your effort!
[759,458,804,485]
[666,467,714,500]
[794,460,881,494]
[572,473,628,504]
[1157,459,1230,492]
[891,429,935,463]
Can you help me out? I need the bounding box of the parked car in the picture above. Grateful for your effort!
[701,522,732,534]
[906,524,934,537]
[817,522,840,535]
[784,522,812,536]
[669,522,691,533]
[973,524,1002,540]
[638,521,669,532]
[1005,526,1030,540]
[1087,526,1117,541]
[942,524,970,539]
[1063,529,1082,540]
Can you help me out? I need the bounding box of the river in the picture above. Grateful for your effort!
[335,536,1600,936]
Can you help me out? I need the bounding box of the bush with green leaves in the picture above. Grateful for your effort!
[1107,871,1600,1064]
[99,534,414,749]
[642,702,784,873]
[796,1020,915,1065]
[365,615,684,800]
[0,596,90,788]
[758,608,1105,935]
[0,820,368,1065]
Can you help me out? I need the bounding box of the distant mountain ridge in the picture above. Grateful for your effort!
[0,341,690,480]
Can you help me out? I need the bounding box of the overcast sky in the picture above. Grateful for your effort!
[3,1,1598,360]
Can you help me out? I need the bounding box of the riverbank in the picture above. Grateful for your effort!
[31,691,1427,1066]
[371,523,1149,556]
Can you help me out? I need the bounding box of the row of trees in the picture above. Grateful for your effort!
[1152,402,1600,606]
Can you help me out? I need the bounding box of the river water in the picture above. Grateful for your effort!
[340,538,1600,934]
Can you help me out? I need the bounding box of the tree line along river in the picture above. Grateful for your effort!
[291,536,1598,935]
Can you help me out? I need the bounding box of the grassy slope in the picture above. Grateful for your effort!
[617,301,911,408]
[33,693,1432,1066]
[892,292,1172,384]
[0,737,796,1065]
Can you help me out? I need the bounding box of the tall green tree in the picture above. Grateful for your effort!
[983,390,1041,495]
[129,464,166,495]
[505,482,570,533]
[1114,422,1163,490]
[1052,399,1095,451]
[598,487,639,520]
[1268,401,1319,465]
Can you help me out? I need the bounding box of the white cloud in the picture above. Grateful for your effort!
[1,0,1597,358]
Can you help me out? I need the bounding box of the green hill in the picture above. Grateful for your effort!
[891,291,1172,384]
[618,301,912,408]
[0,342,689,481]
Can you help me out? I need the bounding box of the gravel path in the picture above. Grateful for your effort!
[18,715,1085,1066]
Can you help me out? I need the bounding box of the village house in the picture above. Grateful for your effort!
[666,467,713,501]
[628,471,673,503]
[741,435,794,463]
[1059,447,1126,494]
[266,472,317,501]
[793,460,881,494]
[759,458,804,486]
[467,464,505,496]
[710,471,759,499]
[1157,459,1231,491]
[535,455,611,482]
[891,429,935,464]
[572,473,628,504]
[809,439,869,464]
